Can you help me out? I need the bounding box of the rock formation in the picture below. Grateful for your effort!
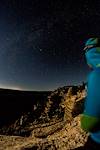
[0,84,90,150]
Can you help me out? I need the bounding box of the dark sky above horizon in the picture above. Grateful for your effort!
[0,0,100,91]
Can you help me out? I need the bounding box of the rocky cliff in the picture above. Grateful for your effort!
[0,84,89,150]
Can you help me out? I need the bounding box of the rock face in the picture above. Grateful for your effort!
[0,84,90,150]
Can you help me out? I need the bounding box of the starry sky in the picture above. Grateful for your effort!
[0,0,100,91]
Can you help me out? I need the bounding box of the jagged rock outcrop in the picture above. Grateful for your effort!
[0,83,89,150]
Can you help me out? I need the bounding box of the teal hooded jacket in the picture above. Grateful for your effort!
[81,38,100,144]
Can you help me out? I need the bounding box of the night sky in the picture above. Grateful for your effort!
[0,0,100,91]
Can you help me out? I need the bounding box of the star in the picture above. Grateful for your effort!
[39,48,43,52]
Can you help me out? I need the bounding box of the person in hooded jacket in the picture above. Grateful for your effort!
[80,38,100,149]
